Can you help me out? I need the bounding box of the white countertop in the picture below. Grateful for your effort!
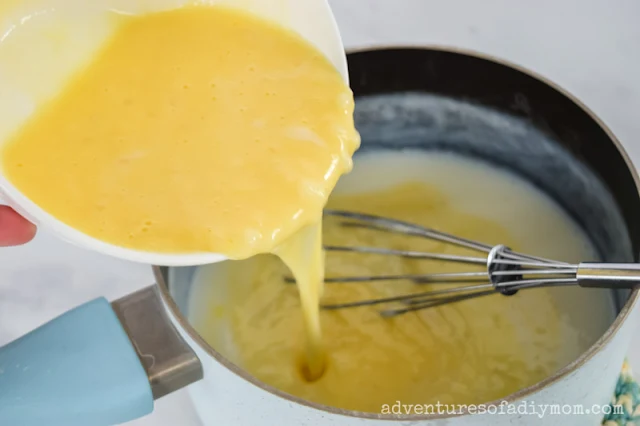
[1,1,640,425]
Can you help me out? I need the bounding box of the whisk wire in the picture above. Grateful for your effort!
[284,210,640,317]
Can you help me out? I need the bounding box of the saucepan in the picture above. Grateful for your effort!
[1,46,639,426]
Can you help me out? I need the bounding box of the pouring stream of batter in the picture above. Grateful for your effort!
[0,5,359,379]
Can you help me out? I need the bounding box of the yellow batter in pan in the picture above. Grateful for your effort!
[191,151,613,412]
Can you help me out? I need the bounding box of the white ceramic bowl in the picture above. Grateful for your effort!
[0,0,348,266]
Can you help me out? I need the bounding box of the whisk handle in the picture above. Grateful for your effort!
[577,263,640,289]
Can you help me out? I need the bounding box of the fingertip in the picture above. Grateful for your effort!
[0,205,37,246]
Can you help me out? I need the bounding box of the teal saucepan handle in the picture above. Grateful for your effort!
[0,286,203,426]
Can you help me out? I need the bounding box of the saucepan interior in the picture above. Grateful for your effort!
[156,47,640,419]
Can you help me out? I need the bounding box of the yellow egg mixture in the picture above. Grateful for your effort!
[191,151,614,412]
[0,5,357,258]
[0,5,359,379]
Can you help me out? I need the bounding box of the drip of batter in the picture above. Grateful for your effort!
[276,223,327,380]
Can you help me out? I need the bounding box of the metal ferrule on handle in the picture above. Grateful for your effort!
[577,263,640,289]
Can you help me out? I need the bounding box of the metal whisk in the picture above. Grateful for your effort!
[294,210,640,318]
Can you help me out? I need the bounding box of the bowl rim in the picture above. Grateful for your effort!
[155,43,640,421]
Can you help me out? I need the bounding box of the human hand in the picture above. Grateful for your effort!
[0,205,36,246]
